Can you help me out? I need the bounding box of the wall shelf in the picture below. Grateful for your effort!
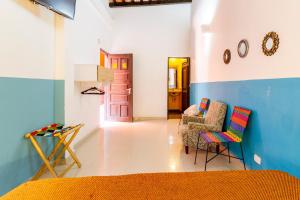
[74,64,113,83]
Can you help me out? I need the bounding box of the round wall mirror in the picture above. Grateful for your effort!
[266,38,274,50]
[262,32,279,56]
[237,39,249,58]
[223,49,231,64]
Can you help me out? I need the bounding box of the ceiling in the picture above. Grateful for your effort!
[109,0,192,8]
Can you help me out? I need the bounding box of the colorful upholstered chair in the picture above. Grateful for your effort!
[181,101,227,154]
[194,106,251,171]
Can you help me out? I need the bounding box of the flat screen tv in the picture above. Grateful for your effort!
[33,0,76,20]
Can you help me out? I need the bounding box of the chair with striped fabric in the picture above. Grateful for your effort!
[194,106,251,171]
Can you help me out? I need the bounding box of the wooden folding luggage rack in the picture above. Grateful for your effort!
[25,123,84,180]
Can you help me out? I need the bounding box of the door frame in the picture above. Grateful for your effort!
[167,57,191,120]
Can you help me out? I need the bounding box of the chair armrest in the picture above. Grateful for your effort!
[182,115,205,125]
[188,122,220,132]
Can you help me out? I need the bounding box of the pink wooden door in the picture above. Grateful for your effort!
[106,54,133,122]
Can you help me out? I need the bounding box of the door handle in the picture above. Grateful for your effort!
[126,88,132,95]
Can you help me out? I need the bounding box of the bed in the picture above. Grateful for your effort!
[1,170,299,200]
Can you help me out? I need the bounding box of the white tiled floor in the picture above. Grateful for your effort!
[43,119,244,179]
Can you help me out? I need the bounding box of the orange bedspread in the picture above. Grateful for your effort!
[1,170,299,200]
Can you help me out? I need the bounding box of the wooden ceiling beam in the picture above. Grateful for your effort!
[109,0,192,8]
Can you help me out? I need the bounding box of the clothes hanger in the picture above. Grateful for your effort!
[81,87,105,95]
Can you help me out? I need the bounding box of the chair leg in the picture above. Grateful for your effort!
[194,134,200,165]
[227,143,231,163]
[52,129,80,168]
[216,144,220,154]
[32,135,67,180]
[204,143,209,171]
[178,118,182,127]
[185,131,189,154]
[177,118,181,135]
[240,143,246,170]
[185,146,189,154]
[58,135,81,168]
[29,136,57,178]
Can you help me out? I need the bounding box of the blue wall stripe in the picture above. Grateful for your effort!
[190,78,300,178]
[54,80,65,124]
[0,77,64,195]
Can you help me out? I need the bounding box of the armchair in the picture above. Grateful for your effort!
[181,101,227,154]
[178,98,209,142]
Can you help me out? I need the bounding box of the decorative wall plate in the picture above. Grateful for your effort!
[238,39,249,58]
[262,32,279,56]
[223,49,231,64]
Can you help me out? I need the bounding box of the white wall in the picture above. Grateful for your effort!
[111,4,191,118]
[0,0,112,144]
[0,0,191,143]
[0,0,55,79]
[62,0,113,143]
[191,0,300,83]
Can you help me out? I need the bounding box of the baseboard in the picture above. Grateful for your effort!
[133,117,167,122]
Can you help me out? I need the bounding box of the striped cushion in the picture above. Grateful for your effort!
[200,106,251,143]
[201,131,242,143]
[30,124,64,137]
[199,98,210,114]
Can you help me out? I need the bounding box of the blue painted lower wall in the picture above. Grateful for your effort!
[0,77,64,195]
[190,78,300,178]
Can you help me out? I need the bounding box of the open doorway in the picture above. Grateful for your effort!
[99,49,109,125]
[167,57,190,119]
[100,49,108,69]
